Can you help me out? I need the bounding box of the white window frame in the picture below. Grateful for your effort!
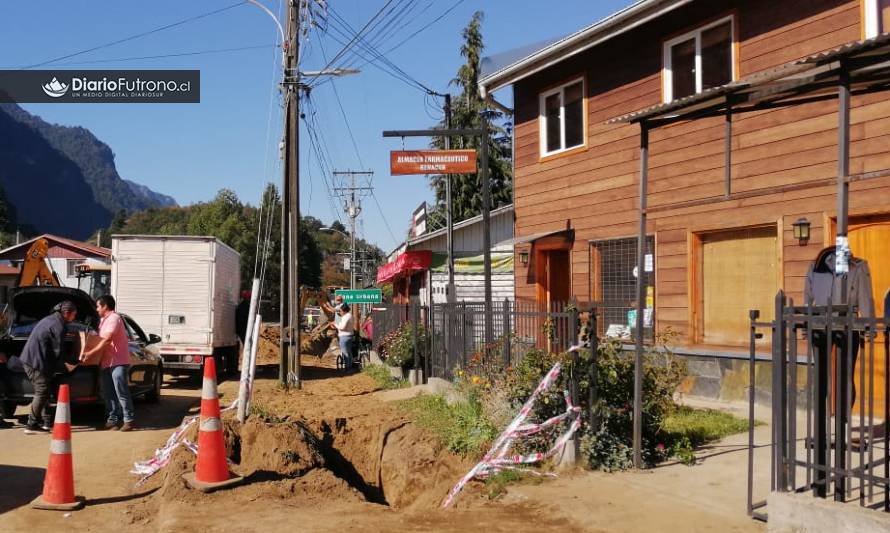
[538,76,585,157]
[864,0,881,39]
[662,15,736,102]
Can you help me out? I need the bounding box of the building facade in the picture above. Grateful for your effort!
[481,0,890,354]
[0,234,111,291]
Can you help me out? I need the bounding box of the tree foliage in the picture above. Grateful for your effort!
[428,11,512,228]
[101,186,385,313]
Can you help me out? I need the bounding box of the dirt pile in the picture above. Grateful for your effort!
[153,363,467,511]
[256,323,334,365]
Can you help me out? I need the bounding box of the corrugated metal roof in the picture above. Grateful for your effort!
[608,33,890,125]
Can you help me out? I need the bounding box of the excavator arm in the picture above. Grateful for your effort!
[17,238,60,287]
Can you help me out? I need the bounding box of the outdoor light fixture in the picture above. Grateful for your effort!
[518,251,529,266]
[792,217,811,245]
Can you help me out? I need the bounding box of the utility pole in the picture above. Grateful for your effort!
[281,0,301,389]
[333,170,373,290]
[443,94,455,301]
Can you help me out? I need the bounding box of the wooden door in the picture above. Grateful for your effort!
[699,226,778,346]
[848,215,890,417]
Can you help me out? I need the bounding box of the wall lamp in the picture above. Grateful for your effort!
[518,251,529,266]
[792,217,811,245]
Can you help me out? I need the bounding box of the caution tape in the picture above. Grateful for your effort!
[130,400,238,486]
[441,362,581,508]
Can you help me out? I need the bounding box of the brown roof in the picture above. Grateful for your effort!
[0,234,110,261]
[0,265,19,276]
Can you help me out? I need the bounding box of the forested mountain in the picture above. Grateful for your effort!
[0,103,176,239]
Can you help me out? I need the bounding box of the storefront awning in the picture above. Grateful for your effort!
[376,250,432,284]
[499,229,574,247]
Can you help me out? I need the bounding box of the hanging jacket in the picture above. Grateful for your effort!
[804,246,874,317]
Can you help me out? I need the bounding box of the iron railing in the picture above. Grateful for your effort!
[748,290,890,521]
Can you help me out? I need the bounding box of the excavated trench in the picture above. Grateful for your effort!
[155,410,467,511]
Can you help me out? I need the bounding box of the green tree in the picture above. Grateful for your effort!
[428,11,512,227]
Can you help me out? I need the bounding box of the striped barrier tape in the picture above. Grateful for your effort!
[441,362,581,508]
[131,400,238,486]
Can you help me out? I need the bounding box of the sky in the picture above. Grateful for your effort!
[0,0,631,253]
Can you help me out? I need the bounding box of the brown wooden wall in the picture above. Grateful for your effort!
[511,0,890,345]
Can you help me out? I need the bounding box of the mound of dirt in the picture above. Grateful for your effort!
[256,323,335,365]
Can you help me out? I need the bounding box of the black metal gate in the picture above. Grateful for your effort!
[748,290,890,520]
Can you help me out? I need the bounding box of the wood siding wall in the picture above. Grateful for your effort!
[511,0,890,344]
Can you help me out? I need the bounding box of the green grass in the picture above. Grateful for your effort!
[662,406,751,448]
[398,394,498,458]
[362,364,409,390]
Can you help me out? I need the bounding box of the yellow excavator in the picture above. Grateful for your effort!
[16,238,60,287]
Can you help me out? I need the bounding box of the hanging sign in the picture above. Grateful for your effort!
[390,150,477,175]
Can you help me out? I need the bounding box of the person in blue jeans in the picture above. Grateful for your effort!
[81,295,135,431]
[329,303,355,371]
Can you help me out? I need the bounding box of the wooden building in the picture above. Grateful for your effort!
[480,0,890,354]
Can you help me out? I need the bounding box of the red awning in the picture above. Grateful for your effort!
[376,250,432,284]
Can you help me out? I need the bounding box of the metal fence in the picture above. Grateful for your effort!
[748,290,890,521]
[370,299,585,381]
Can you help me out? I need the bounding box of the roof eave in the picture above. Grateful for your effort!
[479,0,692,96]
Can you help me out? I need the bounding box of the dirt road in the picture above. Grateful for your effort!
[0,353,765,532]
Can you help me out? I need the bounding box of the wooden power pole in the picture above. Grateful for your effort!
[281,0,301,389]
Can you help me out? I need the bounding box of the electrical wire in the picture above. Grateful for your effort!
[310,0,395,81]
[381,0,465,55]
[19,1,248,69]
[39,44,276,67]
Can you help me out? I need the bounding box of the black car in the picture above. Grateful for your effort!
[0,286,163,416]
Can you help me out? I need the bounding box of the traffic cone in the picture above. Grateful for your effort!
[32,384,84,511]
[182,356,243,492]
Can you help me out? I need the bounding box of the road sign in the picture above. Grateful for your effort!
[390,150,476,175]
[335,288,382,304]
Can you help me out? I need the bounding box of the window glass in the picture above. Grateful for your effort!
[701,22,732,90]
[544,93,561,153]
[563,81,584,149]
[671,37,696,99]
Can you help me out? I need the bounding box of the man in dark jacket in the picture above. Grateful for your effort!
[20,300,78,433]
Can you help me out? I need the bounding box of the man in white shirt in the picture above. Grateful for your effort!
[329,303,355,371]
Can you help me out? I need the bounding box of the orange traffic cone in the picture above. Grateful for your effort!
[182,356,243,492]
[32,384,84,510]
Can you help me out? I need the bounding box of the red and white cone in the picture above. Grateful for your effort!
[32,384,84,510]
[182,356,243,492]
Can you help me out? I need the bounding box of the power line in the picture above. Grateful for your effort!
[36,44,276,67]
[381,0,466,55]
[310,0,395,80]
[370,189,399,247]
[19,1,248,69]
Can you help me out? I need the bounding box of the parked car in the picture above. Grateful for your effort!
[0,286,163,416]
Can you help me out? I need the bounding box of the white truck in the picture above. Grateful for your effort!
[110,235,241,375]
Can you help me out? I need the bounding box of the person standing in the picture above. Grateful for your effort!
[235,290,251,345]
[82,295,135,431]
[329,303,355,371]
[20,300,78,434]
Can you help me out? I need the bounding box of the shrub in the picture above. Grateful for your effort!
[503,331,688,470]
[378,321,428,368]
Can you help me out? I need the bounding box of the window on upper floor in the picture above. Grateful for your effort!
[864,0,890,38]
[663,17,735,102]
[539,77,585,157]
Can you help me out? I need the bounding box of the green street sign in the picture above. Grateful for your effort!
[335,288,382,304]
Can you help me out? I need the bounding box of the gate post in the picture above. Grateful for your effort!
[773,290,789,492]
[503,298,511,368]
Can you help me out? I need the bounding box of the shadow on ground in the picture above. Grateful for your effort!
[0,464,44,514]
